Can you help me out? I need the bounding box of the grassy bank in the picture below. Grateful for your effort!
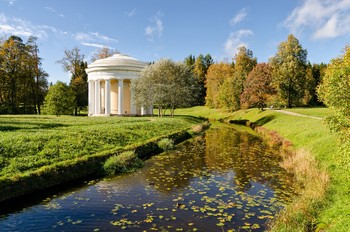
[0,115,204,201]
[178,106,349,231]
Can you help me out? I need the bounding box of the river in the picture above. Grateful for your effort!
[0,123,296,231]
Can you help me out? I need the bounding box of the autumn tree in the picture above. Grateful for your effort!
[90,46,119,62]
[205,62,234,109]
[57,47,88,115]
[270,34,308,108]
[133,59,197,117]
[0,35,48,114]
[240,63,275,110]
[0,36,26,113]
[43,81,75,116]
[317,46,350,159]
[231,46,257,110]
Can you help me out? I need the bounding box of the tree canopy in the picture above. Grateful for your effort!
[43,81,75,116]
[270,34,308,108]
[0,35,48,114]
[57,47,88,115]
[241,63,275,110]
[318,46,350,160]
[205,62,235,109]
[132,59,198,117]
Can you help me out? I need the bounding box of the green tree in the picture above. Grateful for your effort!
[240,63,276,110]
[193,54,206,105]
[309,63,327,106]
[317,46,350,161]
[270,34,308,108]
[184,54,196,70]
[43,81,75,116]
[133,59,197,117]
[192,53,213,105]
[70,61,88,115]
[57,47,87,115]
[25,36,49,114]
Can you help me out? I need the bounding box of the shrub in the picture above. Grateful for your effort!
[103,151,143,175]
[157,138,174,151]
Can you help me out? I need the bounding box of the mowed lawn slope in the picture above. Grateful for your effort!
[178,106,349,231]
[0,115,201,178]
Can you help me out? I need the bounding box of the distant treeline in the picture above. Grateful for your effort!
[187,35,328,111]
[0,34,328,115]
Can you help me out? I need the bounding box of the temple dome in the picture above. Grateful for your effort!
[86,53,148,74]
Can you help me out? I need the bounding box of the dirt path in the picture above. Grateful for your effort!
[273,109,323,120]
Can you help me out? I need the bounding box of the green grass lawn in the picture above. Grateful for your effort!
[176,106,235,120]
[0,115,201,178]
[178,106,348,231]
[280,107,335,118]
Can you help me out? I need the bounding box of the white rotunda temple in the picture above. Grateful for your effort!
[86,54,152,116]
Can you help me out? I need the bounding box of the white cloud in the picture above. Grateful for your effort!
[230,8,247,26]
[0,14,51,38]
[145,11,164,41]
[81,42,105,48]
[45,6,65,18]
[224,29,253,56]
[126,9,136,17]
[0,13,69,40]
[74,32,118,48]
[3,0,16,6]
[45,6,56,13]
[74,32,118,43]
[284,0,350,39]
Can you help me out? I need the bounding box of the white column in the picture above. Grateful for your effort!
[118,79,124,115]
[88,80,95,116]
[141,106,145,115]
[95,80,100,114]
[105,79,111,116]
[130,80,136,115]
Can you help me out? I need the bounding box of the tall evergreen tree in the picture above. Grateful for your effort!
[25,36,49,114]
[184,54,196,70]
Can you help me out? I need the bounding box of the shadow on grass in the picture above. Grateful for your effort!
[0,122,67,132]
[253,115,275,126]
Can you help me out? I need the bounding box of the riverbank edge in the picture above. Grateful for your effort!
[0,121,210,203]
[226,117,329,231]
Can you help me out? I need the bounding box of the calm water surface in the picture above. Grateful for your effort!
[0,124,296,231]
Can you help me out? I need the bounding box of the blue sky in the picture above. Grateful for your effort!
[1,0,350,83]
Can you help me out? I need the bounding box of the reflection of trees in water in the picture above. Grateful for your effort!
[143,125,295,199]
[205,126,295,197]
[143,136,207,194]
